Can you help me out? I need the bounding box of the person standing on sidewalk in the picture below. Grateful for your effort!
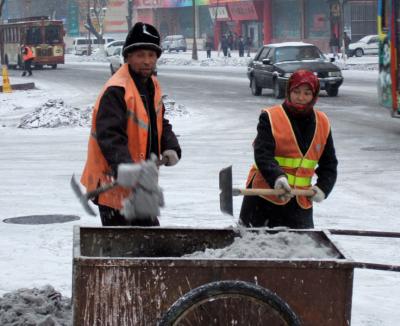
[81,22,181,226]
[21,44,35,76]
[239,70,338,229]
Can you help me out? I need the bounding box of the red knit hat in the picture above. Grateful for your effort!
[284,69,320,116]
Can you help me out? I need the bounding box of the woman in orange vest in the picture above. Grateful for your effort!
[81,22,181,226]
[21,44,35,76]
[240,70,338,228]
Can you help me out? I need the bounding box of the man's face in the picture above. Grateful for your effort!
[126,49,158,79]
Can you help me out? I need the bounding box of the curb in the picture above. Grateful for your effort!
[0,82,35,92]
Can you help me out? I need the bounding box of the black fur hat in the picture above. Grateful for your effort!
[123,22,162,58]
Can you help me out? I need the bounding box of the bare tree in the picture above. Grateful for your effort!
[83,0,108,41]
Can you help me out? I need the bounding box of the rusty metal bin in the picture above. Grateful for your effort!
[72,226,354,325]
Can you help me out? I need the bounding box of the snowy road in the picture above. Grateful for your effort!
[0,58,399,325]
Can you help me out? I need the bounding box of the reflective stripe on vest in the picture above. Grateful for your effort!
[245,105,330,209]
[127,110,148,130]
[80,63,163,210]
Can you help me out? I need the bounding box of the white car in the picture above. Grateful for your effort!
[105,40,125,56]
[108,46,124,75]
[348,34,379,57]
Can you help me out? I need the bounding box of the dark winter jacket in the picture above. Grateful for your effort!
[253,103,337,197]
[96,66,181,175]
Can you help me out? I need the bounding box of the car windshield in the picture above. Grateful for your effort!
[275,46,323,62]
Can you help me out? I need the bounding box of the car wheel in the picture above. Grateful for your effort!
[326,86,339,97]
[251,77,262,96]
[110,63,115,75]
[355,48,363,57]
[273,80,284,99]
[51,64,57,69]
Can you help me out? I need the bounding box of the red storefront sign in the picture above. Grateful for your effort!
[227,1,258,21]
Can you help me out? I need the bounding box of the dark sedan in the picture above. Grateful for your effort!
[247,42,343,98]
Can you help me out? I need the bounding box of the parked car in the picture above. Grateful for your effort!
[108,46,124,75]
[247,42,343,98]
[347,34,379,57]
[73,37,115,55]
[161,35,187,52]
[105,40,125,56]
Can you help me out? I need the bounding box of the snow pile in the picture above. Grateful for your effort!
[158,55,252,67]
[162,95,189,118]
[18,99,92,129]
[336,62,378,71]
[68,51,109,63]
[185,230,340,259]
[0,285,72,326]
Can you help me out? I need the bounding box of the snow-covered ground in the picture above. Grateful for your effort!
[0,51,398,326]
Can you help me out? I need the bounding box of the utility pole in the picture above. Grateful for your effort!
[126,0,133,31]
[0,0,6,65]
[87,0,92,56]
[192,0,198,60]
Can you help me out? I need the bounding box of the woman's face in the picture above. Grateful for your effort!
[289,84,313,105]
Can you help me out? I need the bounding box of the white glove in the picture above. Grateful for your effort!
[274,176,293,201]
[162,150,179,166]
[310,185,325,203]
[117,163,142,187]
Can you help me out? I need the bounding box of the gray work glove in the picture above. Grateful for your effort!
[121,186,164,221]
[117,163,142,187]
[120,155,164,221]
[162,150,179,166]
[310,185,325,203]
[274,176,293,201]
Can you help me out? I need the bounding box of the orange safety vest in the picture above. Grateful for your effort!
[81,63,164,209]
[246,105,330,209]
[22,46,35,62]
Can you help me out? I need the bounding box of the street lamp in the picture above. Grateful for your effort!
[192,0,198,60]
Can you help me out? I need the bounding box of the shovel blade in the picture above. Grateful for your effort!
[219,166,233,216]
[70,174,97,216]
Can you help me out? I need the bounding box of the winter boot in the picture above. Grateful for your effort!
[21,72,26,76]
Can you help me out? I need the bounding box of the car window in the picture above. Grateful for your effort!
[258,47,270,61]
[359,36,370,43]
[368,37,378,44]
[275,46,323,62]
[113,47,121,55]
[266,49,274,61]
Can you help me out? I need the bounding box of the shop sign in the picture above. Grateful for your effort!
[136,0,163,8]
[227,1,258,21]
[209,6,230,21]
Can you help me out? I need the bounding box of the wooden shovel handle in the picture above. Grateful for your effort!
[234,188,315,197]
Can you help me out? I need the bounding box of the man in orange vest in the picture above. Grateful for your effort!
[240,70,338,229]
[21,44,35,76]
[81,22,181,226]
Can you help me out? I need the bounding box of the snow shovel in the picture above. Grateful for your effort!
[71,157,169,216]
[219,166,315,216]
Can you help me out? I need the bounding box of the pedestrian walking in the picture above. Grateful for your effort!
[344,32,351,56]
[221,35,228,57]
[21,44,35,76]
[80,22,181,227]
[245,36,252,57]
[238,35,245,57]
[329,33,340,58]
[205,36,213,58]
[239,69,338,229]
